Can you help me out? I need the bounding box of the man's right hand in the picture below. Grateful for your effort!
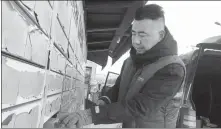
[56,109,93,128]
[56,112,81,128]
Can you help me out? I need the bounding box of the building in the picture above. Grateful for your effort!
[2,1,87,127]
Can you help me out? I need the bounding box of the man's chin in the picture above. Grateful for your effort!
[136,50,145,54]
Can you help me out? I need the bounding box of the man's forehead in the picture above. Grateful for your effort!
[132,19,164,32]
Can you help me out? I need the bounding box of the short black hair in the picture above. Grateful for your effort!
[135,4,165,21]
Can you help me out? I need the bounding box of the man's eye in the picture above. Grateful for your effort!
[139,34,148,37]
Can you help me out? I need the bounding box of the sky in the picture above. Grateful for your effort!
[96,1,221,75]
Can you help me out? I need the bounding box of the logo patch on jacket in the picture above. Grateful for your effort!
[137,76,144,82]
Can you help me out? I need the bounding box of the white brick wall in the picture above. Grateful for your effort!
[2,1,87,128]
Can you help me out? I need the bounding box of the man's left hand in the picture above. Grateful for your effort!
[96,100,106,106]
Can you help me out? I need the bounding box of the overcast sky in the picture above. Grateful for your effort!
[96,1,221,75]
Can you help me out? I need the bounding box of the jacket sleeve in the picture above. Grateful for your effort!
[91,63,185,124]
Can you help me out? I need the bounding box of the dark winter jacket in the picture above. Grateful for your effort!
[90,27,186,128]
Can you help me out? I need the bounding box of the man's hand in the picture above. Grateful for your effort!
[96,100,106,106]
[57,109,93,128]
[60,112,81,128]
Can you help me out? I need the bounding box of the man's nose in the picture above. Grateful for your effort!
[132,35,141,45]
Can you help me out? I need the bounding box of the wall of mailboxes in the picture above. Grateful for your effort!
[2,1,87,128]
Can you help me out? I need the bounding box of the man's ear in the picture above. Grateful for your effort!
[159,30,165,41]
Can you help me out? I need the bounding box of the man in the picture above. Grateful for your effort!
[58,4,186,128]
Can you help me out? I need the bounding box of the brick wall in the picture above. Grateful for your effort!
[2,1,87,128]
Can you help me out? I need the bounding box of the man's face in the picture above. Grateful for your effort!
[132,19,164,54]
